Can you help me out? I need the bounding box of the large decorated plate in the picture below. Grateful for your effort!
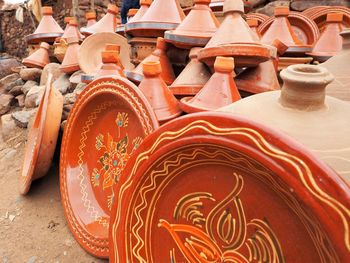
[109,112,350,262]
[60,76,159,258]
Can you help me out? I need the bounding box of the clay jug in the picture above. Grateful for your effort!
[60,37,80,74]
[22,42,50,69]
[220,64,350,184]
[138,61,182,124]
[180,56,241,113]
[83,4,118,35]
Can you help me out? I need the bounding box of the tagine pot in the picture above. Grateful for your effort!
[80,11,97,37]
[53,38,68,63]
[61,18,84,41]
[60,37,80,74]
[128,37,157,65]
[128,0,152,23]
[22,42,50,69]
[247,18,261,39]
[220,64,350,184]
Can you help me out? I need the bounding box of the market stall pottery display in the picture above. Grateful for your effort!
[170,47,211,96]
[60,76,159,258]
[22,42,50,69]
[305,6,350,31]
[125,37,175,85]
[164,0,219,49]
[180,56,240,113]
[128,37,157,65]
[220,64,350,183]
[138,61,182,123]
[81,11,97,36]
[125,0,185,37]
[322,28,350,101]
[20,74,63,195]
[198,0,270,68]
[60,37,80,74]
[61,18,84,41]
[209,0,252,12]
[78,32,133,75]
[25,6,64,44]
[109,112,350,262]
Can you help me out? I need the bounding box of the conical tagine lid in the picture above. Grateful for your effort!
[128,0,152,23]
[80,12,97,36]
[61,18,84,41]
[22,42,50,69]
[198,0,270,68]
[60,37,81,74]
[247,18,261,39]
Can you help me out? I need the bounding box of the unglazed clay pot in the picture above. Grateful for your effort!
[164,0,219,49]
[53,37,68,63]
[80,11,97,36]
[60,37,80,74]
[260,6,311,55]
[138,61,182,124]
[307,13,344,62]
[61,19,84,41]
[247,18,261,39]
[278,56,313,70]
[198,0,270,68]
[22,42,50,69]
[82,4,118,35]
[246,12,269,26]
[128,0,152,23]
[125,37,175,85]
[109,112,350,263]
[20,74,63,194]
[125,0,185,37]
[220,64,350,184]
[180,56,240,113]
[170,47,211,96]
[25,6,64,44]
[128,37,157,65]
[322,29,350,101]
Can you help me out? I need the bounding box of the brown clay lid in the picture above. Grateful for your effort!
[22,42,50,69]
[180,56,241,113]
[64,17,74,24]
[128,8,138,18]
[164,0,219,49]
[62,19,84,40]
[198,0,270,68]
[25,6,64,44]
[86,11,96,20]
[60,37,80,74]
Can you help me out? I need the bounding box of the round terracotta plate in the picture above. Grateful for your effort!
[109,112,350,262]
[60,76,159,258]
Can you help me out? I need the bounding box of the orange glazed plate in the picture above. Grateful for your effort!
[109,112,350,262]
[60,76,159,258]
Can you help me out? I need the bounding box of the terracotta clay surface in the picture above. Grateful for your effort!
[80,12,97,36]
[60,76,159,258]
[109,112,350,262]
[53,38,68,63]
[247,18,261,39]
[22,42,50,69]
[60,37,80,74]
[138,61,182,123]
[128,0,151,23]
[20,74,63,195]
[125,0,185,37]
[164,0,219,49]
[25,6,64,44]
[61,19,84,41]
[278,56,313,70]
[78,32,134,75]
[220,64,350,184]
[170,47,211,96]
[198,0,270,68]
[246,12,269,26]
[129,37,157,65]
[305,6,350,31]
[180,56,240,113]
[322,29,350,101]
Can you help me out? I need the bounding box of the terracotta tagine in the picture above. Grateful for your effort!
[82,4,118,35]
[128,0,152,23]
[125,37,175,85]
[246,12,269,26]
[20,74,63,195]
[22,42,50,69]
[60,76,159,258]
[247,18,261,39]
[260,6,311,55]
[220,64,350,184]
[125,0,185,37]
[138,61,182,124]
[322,28,350,101]
[61,18,84,41]
[25,6,64,44]
[60,37,80,74]
[109,112,350,263]
[170,47,211,96]
[198,0,270,68]
[53,37,68,63]
[180,56,240,113]
[128,8,138,21]
[80,11,97,36]
[128,37,157,65]
[164,0,219,49]
[278,56,313,70]
[307,13,344,62]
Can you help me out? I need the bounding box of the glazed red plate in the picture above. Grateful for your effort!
[109,112,350,262]
[60,76,159,258]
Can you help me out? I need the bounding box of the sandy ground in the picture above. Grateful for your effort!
[0,127,108,263]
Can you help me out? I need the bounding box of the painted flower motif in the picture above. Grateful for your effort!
[95,134,104,150]
[116,112,128,128]
[91,168,100,187]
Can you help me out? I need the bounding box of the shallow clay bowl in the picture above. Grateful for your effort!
[109,112,350,262]
[19,74,63,195]
[60,76,159,258]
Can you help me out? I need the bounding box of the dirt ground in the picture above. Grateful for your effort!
[0,127,108,263]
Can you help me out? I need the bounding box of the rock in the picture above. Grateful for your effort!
[256,0,290,16]
[19,67,42,82]
[69,70,83,90]
[16,94,25,107]
[24,85,45,108]
[53,74,71,94]
[62,104,73,121]
[0,114,21,141]
[64,93,76,105]
[27,256,37,263]
[5,78,24,92]
[0,58,21,79]
[73,82,87,97]
[249,0,267,7]
[9,85,23,96]
[22,80,38,95]
[8,214,15,222]
[0,73,20,94]
[40,63,62,86]
[0,94,14,115]
[290,0,347,11]
[12,109,36,128]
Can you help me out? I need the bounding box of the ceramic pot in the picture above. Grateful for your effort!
[246,12,269,26]
[128,0,152,23]
[53,37,68,63]
[164,0,219,49]
[60,37,80,74]
[80,11,97,36]
[25,6,64,44]
[61,18,84,41]
[22,42,50,69]
[198,0,270,68]
[247,18,261,39]
[128,37,157,65]
[278,56,313,70]
[138,61,181,124]
[20,74,63,194]
[220,64,350,184]
[180,56,240,113]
